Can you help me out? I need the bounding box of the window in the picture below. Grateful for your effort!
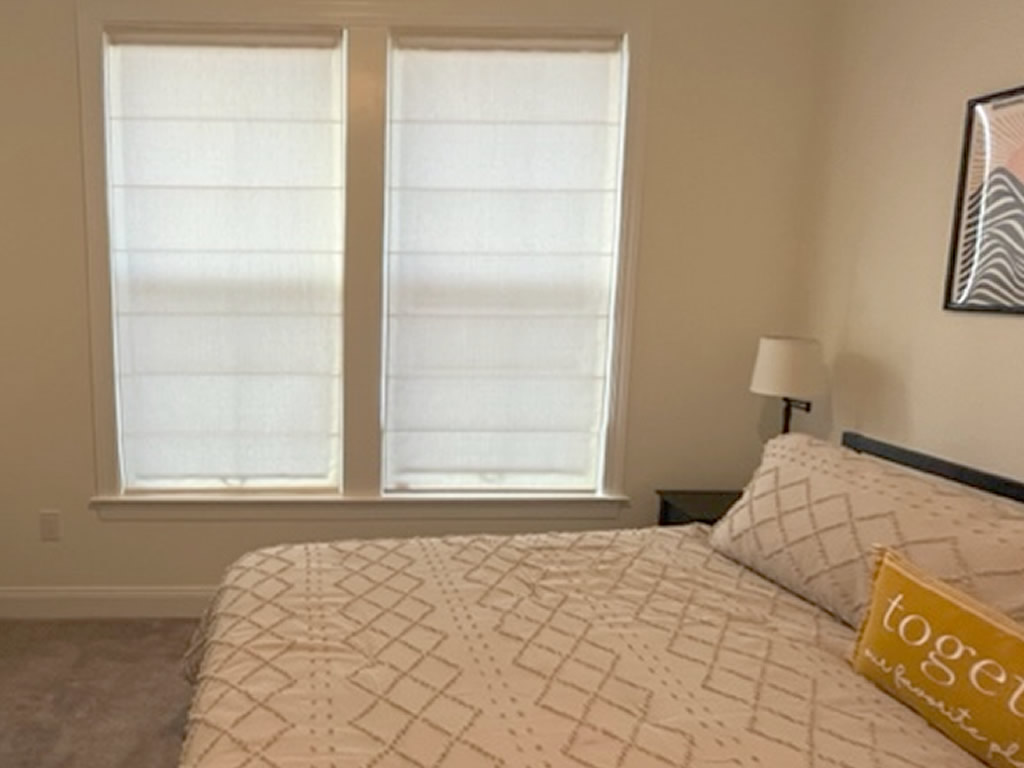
[82,12,640,503]
[104,36,345,490]
[383,40,626,491]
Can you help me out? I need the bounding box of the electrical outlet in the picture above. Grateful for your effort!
[39,509,62,542]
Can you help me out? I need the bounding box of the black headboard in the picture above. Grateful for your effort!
[841,431,1024,504]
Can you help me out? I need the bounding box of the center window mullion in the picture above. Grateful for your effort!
[341,27,388,496]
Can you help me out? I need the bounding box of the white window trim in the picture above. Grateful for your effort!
[92,492,628,521]
[77,0,651,518]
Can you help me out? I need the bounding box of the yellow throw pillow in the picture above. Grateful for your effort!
[852,549,1024,768]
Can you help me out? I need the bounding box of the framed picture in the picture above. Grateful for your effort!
[945,85,1024,313]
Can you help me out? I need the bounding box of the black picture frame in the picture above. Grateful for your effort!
[944,84,1024,314]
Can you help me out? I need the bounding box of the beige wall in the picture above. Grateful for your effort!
[806,0,1024,480]
[0,0,826,607]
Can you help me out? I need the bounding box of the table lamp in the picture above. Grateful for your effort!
[750,336,827,433]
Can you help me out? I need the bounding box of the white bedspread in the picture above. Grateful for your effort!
[181,526,982,767]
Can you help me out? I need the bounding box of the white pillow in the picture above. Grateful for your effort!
[709,433,1024,627]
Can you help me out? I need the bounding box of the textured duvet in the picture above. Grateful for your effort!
[181,525,982,767]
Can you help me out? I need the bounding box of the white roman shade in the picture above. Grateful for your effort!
[383,38,627,492]
[104,38,345,489]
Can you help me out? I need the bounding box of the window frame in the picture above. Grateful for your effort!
[77,0,650,516]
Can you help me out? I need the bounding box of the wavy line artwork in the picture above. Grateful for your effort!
[948,87,1024,312]
[955,167,1024,307]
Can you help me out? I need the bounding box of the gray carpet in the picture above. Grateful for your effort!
[0,620,196,768]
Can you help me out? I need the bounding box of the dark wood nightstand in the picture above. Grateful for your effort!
[656,490,742,526]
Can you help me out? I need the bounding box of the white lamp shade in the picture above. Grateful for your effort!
[750,336,827,400]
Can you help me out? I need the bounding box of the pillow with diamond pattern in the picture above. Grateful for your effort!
[708,433,1024,628]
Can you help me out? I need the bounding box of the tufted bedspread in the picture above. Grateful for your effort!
[180,525,982,767]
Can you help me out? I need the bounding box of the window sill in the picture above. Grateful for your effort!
[90,493,630,522]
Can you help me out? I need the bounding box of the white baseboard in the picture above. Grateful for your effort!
[0,586,215,618]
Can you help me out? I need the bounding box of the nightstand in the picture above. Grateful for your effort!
[656,490,742,526]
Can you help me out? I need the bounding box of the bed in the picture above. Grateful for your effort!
[179,433,1024,768]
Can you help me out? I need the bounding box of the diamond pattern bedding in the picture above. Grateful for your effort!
[180,526,983,767]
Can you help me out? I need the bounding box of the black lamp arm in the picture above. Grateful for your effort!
[781,397,812,434]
